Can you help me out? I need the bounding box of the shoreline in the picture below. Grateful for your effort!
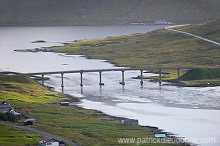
[132,75,220,87]
[154,78,220,87]
[47,88,192,145]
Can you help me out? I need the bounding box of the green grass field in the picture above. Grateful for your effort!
[0,124,42,146]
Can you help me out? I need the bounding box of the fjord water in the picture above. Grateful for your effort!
[0,26,219,145]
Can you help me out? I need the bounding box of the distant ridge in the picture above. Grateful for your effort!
[0,0,220,26]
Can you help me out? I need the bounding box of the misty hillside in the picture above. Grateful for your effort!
[0,0,220,26]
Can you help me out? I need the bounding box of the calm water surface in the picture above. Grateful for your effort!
[0,26,219,145]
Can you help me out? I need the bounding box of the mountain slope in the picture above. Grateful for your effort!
[0,0,220,26]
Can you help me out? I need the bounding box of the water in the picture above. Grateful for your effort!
[0,26,220,145]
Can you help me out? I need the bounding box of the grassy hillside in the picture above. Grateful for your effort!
[0,0,220,26]
[51,19,220,68]
[0,75,64,103]
[0,75,177,145]
[0,124,42,145]
[180,68,220,81]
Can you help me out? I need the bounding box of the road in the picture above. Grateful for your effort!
[166,26,220,46]
[0,120,78,146]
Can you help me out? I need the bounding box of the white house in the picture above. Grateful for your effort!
[155,134,166,138]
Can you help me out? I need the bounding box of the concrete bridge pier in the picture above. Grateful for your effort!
[99,71,104,86]
[119,70,125,85]
[177,69,180,80]
[159,70,162,86]
[80,72,83,86]
[99,85,103,93]
[140,70,143,86]
[41,75,44,86]
[61,73,64,93]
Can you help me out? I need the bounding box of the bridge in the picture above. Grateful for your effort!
[24,67,196,93]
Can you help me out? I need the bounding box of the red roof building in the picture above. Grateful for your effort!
[38,136,59,146]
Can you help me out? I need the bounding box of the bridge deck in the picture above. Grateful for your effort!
[24,67,196,76]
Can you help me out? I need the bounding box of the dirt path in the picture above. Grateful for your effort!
[0,120,77,146]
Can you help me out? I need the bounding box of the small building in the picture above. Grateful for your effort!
[0,103,13,113]
[136,40,141,43]
[154,20,172,25]
[60,102,69,106]
[121,119,139,126]
[0,102,21,120]
[90,44,95,47]
[21,106,31,115]
[128,22,145,25]
[98,43,105,46]
[38,136,59,146]
[23,118,36,126]
[155,134,166,138]
[9,109,21,120]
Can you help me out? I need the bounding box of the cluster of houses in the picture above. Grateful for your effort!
[0,102,65,145]
[128,20,173,25]
[1,101,166,145]
[0,102,35,125]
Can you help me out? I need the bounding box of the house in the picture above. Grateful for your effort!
[38,136,59,146]
[154,20,173,25]
[155,134,166,138]
[0,102,21,120]
[21,106,31,115]
[121,119,139,126]
[23,118,36,126]
[9,109,21,120]
[60,102,69,106]
[0,102,13,113]
[136,40,141,43]
[128,22,145,25]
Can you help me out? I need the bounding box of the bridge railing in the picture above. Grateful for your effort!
[24,67,196,76]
